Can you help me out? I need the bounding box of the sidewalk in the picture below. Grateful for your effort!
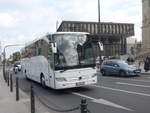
[134,61,150,75]
[0,68,55,113]
[139,64,150,75]
[0,70,30,113]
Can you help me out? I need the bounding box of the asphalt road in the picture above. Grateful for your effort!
[12,70,150,113]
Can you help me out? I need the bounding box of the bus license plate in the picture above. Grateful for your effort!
[76,82,85,86]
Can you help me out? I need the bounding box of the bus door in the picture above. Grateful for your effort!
[46,39,56,88]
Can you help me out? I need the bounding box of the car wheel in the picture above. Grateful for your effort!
[119,71,126,77]
[101,70,106,76]
[40,75,46,87]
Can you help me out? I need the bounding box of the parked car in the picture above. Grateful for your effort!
[13,61,22,73]
[100,59,141,76]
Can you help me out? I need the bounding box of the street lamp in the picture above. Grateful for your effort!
[98,0,100,26]
[98,0,103,63]
[3,44,23,81]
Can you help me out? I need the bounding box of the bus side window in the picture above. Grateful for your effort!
[48,44,54,69]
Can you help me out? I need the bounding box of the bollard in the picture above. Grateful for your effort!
[16,77,19,101]
[5,71,8,83]
[10,74,13,92]
[7,72,9,86]
[80,98,88,113]
[30,85,35,113]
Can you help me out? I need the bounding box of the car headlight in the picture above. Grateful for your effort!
[55,77,67,82]
[128,70,133,73]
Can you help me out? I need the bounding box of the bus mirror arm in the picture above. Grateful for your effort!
[98,42,104,51]
[51,42,57,53]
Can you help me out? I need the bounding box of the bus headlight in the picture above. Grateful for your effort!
[55,77,67,82]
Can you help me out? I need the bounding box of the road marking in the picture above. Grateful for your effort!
[116,82,150,88]
[92,85,150,97]
[101,76,150,83]
[72,92,133,111]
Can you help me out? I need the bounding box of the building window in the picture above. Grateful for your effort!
[88,24,91,33]
[91,24,94,34]
[38,48,42,55]
[84,24,87,32]
[95,24,98,34]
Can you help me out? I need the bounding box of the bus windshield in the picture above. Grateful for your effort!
[53,34,96,70]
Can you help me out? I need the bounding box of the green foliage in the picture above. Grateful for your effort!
[12,51,21,64]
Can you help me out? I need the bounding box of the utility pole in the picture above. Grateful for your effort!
[98,0,100,29]
[56,21,59,31]
[98,0,102,63]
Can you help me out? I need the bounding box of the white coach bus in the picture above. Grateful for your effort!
[21,32,99,89]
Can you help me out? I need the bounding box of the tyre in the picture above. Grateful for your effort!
[24,70,28,79]
[40,75,46,87]
[14,68,18,74]
[101,70,106,76]
[119,70,126,77]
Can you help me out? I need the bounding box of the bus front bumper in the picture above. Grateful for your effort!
[55,77,97,89]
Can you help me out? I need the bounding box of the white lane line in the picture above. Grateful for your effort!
[116,82,150,88]
[92,85,150,97]
[102,76,150,83]
[72,92,133,111]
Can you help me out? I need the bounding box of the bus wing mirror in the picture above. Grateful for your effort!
[51,42,57,53]
[98,42,104,51]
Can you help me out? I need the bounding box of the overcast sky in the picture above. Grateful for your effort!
[0,0,142,58]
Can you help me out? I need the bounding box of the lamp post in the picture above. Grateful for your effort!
[98,0,102,64]
[98,0,100,27]
[3,44,23,81]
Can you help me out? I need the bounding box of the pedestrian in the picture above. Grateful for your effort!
[127,57,131,65]
[138,60,142,67]
[144,58,150,72]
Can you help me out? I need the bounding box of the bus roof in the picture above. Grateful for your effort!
[24,32,89,48]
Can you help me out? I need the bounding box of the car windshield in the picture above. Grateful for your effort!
[117,60,129,67]
[52,34,98,70]
[15,61,20,65]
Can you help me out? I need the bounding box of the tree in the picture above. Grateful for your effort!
[12,51,21,63]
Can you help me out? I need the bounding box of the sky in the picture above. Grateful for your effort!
[0,0,142,58]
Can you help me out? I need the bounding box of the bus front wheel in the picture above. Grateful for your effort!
[24,70,28,79]
[40,74,46,87]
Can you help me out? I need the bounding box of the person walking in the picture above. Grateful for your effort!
[144,58,150,72]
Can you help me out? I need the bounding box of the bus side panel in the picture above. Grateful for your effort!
[28,56,54,88]
[38,56,55,88]
[48,66,55,88]
[21,58,30,79]
[30,57,40,82]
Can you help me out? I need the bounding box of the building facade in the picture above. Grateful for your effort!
[57,21,134,57]
[142,0,150,49]
[126,38,136,56]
